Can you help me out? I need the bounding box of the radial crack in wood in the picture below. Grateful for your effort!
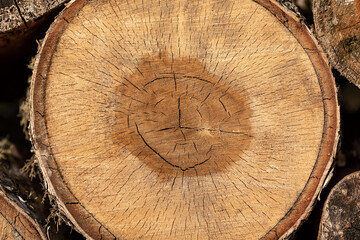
[30,0,339,239]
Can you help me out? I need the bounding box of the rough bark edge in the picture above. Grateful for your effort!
[29,1,111,238]
[0,0,69,61]
[0,138,46,237]
[312,0,360,89]
[22,154,76,229]
[275,0,309,26]
[0,0,67,33]
[29,0,340,239]
[19,55,42,142]
[255,1,340,239]
[0,2,23,33]
[0,178,46,239]
[318,171,360,240]
[19,61,83,238]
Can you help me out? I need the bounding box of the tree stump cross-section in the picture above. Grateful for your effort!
[30,0,339,239]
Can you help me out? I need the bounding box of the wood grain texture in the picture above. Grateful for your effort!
[319,171,360,240]
[313,0,360,88]
[0,191,45,240]
[30,0,339,239]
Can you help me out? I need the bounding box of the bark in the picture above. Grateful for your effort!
[0,0,67,59]
[319,171,360,240]
[30,0,339,239]
[313,0,360,88]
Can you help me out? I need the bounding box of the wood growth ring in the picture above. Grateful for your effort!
[30,0,339,239]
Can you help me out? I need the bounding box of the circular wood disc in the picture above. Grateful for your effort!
[30,0,339,239]
[0,191,45,240]
[319,171,360,240]
[313,0,360,88]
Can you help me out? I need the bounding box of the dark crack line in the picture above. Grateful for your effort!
[218,97,228,114]
[135,66,144,77]
[144,76,173,87]
[136,123,181,169]
[177,97,185,140]
[192,157,211,169]
[154,97,165,107]
[135,123,209,171]
[180,129,187,141]
[123,77,142,92]
[0,211,24,240]
[171,171,178,190]
[158,127,176,132]
[173,73,177,91]
[181,126,252,137]
[201,92,211,104]
[13,0,28,28]
[183,75,214,85]
[193,141,198,152]
[122,93,145,104]
[178,97,181,127]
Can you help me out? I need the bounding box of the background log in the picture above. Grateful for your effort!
[313,0,360,88]
[0,0,67,58]
[319,171,360,240]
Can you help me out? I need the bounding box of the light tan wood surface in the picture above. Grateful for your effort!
[30,0,339,239]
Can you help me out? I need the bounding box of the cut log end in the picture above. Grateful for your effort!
[30,0,339,239]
